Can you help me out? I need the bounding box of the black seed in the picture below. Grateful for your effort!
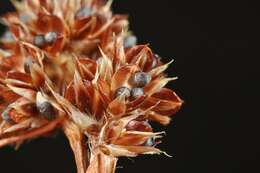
[34,35,45,47]
[44,32,57,44]
[76,6,93,19]
[37,102,56,121]
[114,87,131,98]
[24,58,34,73]
[131,87,144,99]
[132,72,151,87]
[124,35,137,48]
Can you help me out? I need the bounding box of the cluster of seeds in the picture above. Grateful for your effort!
[115,72,151,99]
[114,71,155,146]
[34,32,57,48]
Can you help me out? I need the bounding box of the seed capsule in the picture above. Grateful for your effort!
[34,35,45,47]
[76,6,93,19]
[37,102,56,121]
[44,32,57,44]
[124,35,137,48]
[132,72,151,87]
[131,87,144,99]
[114,87,131,98]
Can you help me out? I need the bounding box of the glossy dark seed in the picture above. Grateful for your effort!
[131,87,144,99]
[34,35,45,47]
[75,6,93,19]
[37,102,56,121]
[24,58,34,73]
[132,72,151,87]
[114,87,131,98]
[44,32,57,44]
[124,35,137,48]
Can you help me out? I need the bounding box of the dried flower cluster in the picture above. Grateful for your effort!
[0,0,183,173]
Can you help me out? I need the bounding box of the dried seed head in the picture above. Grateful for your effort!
[24,58,34,73]
[37,102,56,121]
[0,1,183,171]
[131,87,144,99]
[34,35,45,47]
[76,6,93,19]
[44,32,57,44]
[132,72,151,87]
[124,35,137,48]
[114,87,131,98]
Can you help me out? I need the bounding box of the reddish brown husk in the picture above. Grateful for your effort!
[0,0,183,173]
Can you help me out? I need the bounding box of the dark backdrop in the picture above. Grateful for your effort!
[0,0,259,173]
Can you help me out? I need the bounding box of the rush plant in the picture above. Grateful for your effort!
[0,0,183,172]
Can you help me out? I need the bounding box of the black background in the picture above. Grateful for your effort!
[0,0,259,173]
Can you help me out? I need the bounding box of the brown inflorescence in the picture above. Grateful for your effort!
[0,1,183,173]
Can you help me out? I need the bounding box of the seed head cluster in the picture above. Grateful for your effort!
[0,0,183,173]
